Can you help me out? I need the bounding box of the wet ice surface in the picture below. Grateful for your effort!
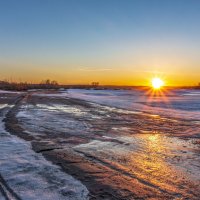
[17,104,91,136]
[0,105,89,200]
[75,134,200,183]
[0,90,200,199]
[15,90,200,199]
[0,90,22,94]
[0,194,6,200]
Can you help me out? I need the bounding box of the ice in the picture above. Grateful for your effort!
[0,90,22,94]
[66,89,200,120]
[17,104,91,136]
[0,90,200,200]
[36,104,88,117]
[0,106,89,200]
[74,134,200,186]
[0,192,6,200]
[0,104,8,109]
[33,92,69,97]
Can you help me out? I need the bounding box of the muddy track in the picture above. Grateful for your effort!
[3,93,35,141]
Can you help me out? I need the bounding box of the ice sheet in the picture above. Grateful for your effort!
[66,89,200,120]
[0,90,22,94]
[0,106,89,200]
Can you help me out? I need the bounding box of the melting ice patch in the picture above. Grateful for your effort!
[17,104,90,136]
[0,111,89,200]
[36,104,88,117]
[0,90,22,94]
[74,135,200,182]
[0,104,9,109]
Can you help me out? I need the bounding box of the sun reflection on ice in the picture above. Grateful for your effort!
[148,134,159,144]
[126,133,185,193]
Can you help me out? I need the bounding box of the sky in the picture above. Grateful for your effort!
[0,0,200,86]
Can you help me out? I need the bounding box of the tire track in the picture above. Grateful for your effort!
[0,174,21,200]
[0,95,24,200]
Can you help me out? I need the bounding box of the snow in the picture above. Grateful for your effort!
[66,89,200,120]
[0,191,6,200]
[17,104,90,135]
[0,105,89,200]
[0,90,22,94]
[33,93,69,97]
[36,104,88,117]
[0,104,9,109]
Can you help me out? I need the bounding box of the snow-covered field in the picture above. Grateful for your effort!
[66,89,200,120]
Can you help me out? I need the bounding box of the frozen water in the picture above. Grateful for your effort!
[0,106,89,200]
[66,89,200,120]
[8,90,200,199]
[17,104,90,135]
[74,134,200,193]
[0,104,8,109]
[0,90,22,94]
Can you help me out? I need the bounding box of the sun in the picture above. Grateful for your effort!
[151,77,164,89]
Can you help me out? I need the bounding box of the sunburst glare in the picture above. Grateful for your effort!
[152,78,164,90]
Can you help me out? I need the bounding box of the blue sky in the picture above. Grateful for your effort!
[0,0,200,85]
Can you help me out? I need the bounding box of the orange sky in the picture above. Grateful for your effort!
[0,1,200,86]
[0,62,199,86]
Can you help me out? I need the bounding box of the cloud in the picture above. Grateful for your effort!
[135,70,173,75]
[78,67,112,72]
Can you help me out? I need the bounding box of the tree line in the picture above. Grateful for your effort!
[0,79,59,91]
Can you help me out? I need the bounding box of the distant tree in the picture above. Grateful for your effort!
[91,82,99,87]
[51,80,58,85]
[45,79,51,85]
